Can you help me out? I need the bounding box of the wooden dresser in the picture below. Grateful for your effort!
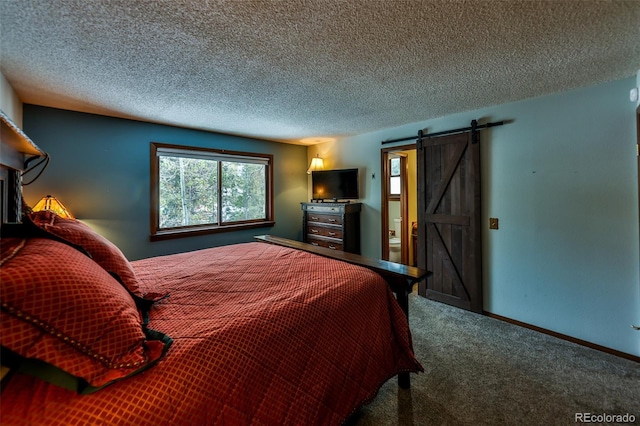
[301,202,361,254]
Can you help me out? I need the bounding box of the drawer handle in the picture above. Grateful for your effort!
[310,216,319,221]
[328,219,337,223]
[311,242,319,246]
[311,229,319,233]
[328,232,336,236]
[329,245,337,250]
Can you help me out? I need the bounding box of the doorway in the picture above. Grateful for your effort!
[381,144,417,265]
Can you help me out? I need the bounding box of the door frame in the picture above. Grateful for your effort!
[381,143,415,262]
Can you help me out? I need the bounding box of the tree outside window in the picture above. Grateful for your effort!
[150,143,274,240]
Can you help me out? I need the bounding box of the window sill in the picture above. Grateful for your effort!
[150,221,275,241]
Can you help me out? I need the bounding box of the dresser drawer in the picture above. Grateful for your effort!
[301,202,361,255]
[303,204,345,214]
[306,226,343,239]
[306,213,342,226]
[307,237,343,251]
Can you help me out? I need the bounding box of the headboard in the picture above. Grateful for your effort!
[0,110,45,225]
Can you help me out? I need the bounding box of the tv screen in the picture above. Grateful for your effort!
[312,168,359,201]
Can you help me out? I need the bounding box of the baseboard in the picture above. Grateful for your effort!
[483,311,640,363]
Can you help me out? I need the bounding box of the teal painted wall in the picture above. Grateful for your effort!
[309,77,640,356]
[22,106,308,260]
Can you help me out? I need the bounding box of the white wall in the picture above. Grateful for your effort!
[0,71,22,125]
[0,73,26,171]
[310,77,640,357]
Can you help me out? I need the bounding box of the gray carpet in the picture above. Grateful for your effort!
[349,293,640,425]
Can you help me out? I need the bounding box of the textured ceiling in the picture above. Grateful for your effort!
[1,1,639,145]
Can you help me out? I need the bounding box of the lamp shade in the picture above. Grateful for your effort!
[32,195,75,219]
[307,156,324,174]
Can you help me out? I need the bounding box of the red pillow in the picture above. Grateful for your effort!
[0,237,170,392]
[26,211,161,300]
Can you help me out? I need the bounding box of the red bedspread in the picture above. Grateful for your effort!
[1,242,422,425]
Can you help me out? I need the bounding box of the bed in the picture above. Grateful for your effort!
[0,111,427,425]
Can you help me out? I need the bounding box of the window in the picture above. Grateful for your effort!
[150,143,274,240]
[389,156,401,199]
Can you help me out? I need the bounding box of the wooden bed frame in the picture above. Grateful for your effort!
[255,234,431,388]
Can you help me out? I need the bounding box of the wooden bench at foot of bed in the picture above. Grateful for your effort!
[254,234,431,389]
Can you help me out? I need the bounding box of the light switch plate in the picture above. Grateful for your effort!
[489,218,499,230]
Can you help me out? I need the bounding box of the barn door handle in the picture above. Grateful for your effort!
[632,325,640,331]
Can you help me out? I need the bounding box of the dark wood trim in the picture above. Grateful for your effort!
[400,155,409,264]
[426,213,470,226]
[150,141,275,159]
[417,133,427,296]
[150,142,160,236]
[266,153,274,226]
[255,234,429,284]
[484,311,640,363]
[381,150,390,260]
[150,220,275,241]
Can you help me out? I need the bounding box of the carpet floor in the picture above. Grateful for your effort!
[348,293,640,425]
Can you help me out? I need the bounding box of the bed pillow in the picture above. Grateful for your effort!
[25,210,163,301]
[0,237,171,393]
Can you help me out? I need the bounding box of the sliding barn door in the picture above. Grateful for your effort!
[417,128,482,313]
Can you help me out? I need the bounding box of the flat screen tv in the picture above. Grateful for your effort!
[312,168,359,201]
